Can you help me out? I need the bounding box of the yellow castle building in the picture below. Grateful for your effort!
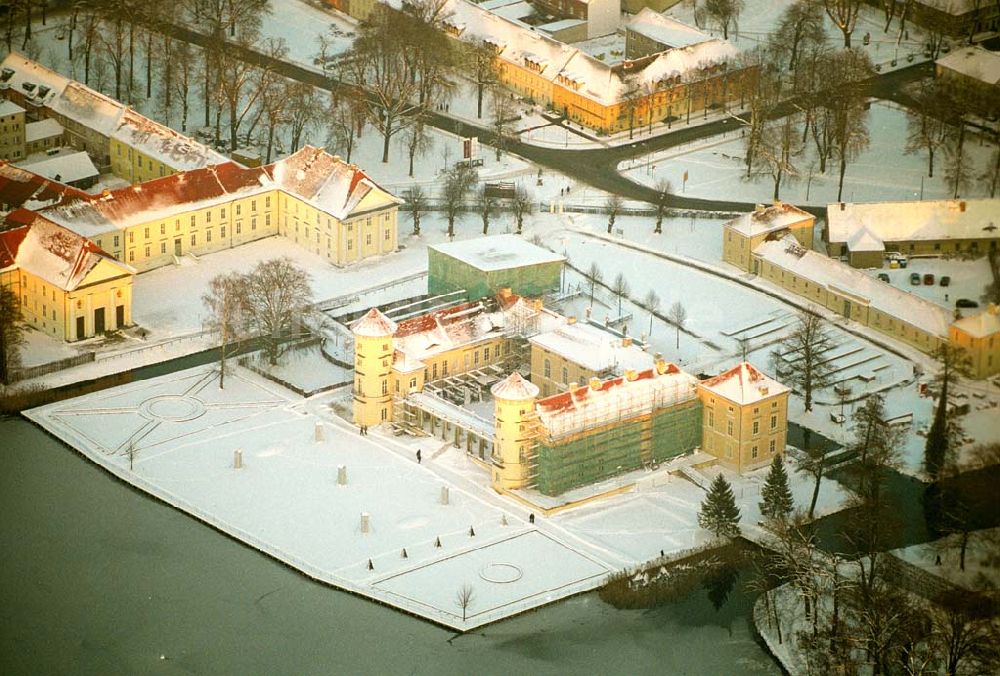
[351,289,790,495]
[0,214,134,342]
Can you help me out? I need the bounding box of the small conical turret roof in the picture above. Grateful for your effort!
[351,308,398,337]
[490,372,539,401]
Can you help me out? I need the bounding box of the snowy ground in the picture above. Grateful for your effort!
[621,101,999,207]
[893,528,1000,592]
[26,362,853,629]
[665,0,935,71]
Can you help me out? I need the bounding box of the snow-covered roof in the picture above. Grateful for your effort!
[536,363,698,439]
[0,161,90,215]
[2,215,133,291]
[484,0,535,21]
[270,146,402,220]
[698,362,788,406]
[20,150,98,184]
[430,234,565,271]
[846,224,885,252]
[0,99,24,116]
[24,118,63,143]
[37,147,400,238]
[724,202,813,237]
[393,300,507,362]
[936,46,1000,86]
[112,108,228,172]
[0,53,225,171]
[400,0,737,105]
[625,8,714,49]
[753,235,953,338]
[352,307,398,337]
[529,321,653,374]
[491,371,539,400]
[0,52,69,106]
[951,303,1000,339]
[827,199,1000,246]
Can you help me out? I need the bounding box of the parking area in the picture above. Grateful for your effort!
[863,255,993,317]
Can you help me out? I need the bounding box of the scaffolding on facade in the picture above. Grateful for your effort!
[530,372,702,496]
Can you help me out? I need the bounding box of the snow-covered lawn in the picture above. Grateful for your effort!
[24,365,613,630]
[666,0,933,70]
[621,101,999,207]
[26,362,854,628]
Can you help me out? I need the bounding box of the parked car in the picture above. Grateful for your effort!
[877,273,890,282]
[923,273,935,285]
[910,272,921,285]
[956,298,979,309]
[940,276,951,287]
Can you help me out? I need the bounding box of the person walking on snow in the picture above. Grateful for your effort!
[416,449,422,464]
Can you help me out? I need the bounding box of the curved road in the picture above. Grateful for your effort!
[169,22,933,214]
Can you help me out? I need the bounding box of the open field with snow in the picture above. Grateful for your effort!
[621,102,999,207]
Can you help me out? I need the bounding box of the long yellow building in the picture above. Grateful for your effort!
[34,146,401,273]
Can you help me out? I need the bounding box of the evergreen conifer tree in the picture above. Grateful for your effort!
[759,455,794,522]
[699,474,741,538]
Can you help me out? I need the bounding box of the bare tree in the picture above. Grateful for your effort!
[170,42,197,133]
[202,272,246,389]
[124,439,139,471]
[585,261,603,306]
[611,273,630,318]
[738,48,781,178]
[239,258,313,366]
[772,313,834,412]
[402,186,428,236]
[285,81,321,153]
[605,194,623,234]
[466,39,498,119]
[326,89,366,164]
[489,84,516,161]
[824,49,872,201]
[402,115,432,178]
[442,165,477,239]
[643,289,660,338]
[215,31,275,152]
[770,0,826,72]
[508,185,533,235]
[905,81,956,179]
[476,185,498,235]
[981,145,1000,199]
[755,114,803,200]
[944,125,973,199]
[668,301,687,349]
[455,584,475,622]
[620,75,643,140]
[702,0,744,40]
[822,0,863,48]
[0,287,26,385]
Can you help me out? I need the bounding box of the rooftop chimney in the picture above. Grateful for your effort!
[840,202,845,211]
[624,369,637,381]
[567,316,577,324]
[622,336,633,347]
[589,376,602,391]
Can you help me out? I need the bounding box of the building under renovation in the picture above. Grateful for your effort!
[352,291,789,497]
[427,235,565,301]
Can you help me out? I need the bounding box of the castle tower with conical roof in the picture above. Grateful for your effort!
[490,372,540,491]
[351,308,398,427]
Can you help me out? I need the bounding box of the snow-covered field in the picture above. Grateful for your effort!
[26,362,854,629]
[621,102,999,207]
[665,0,933,70]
